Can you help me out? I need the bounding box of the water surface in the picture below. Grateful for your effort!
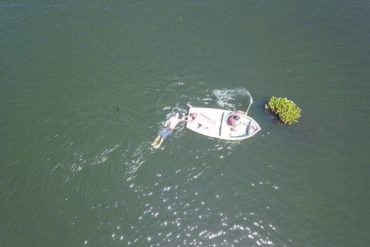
[1,1,370,246]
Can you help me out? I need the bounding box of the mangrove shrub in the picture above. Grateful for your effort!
[266,96,301,125]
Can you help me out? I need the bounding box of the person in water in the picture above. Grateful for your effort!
[151,113,186,149]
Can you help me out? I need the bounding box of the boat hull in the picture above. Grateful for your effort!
[186,107,261,141]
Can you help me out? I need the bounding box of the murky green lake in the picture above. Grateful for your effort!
[1,1,369,246]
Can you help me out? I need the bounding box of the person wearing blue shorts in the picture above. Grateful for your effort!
[152,113,186,149]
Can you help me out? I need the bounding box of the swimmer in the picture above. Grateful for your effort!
[151,113,186,149]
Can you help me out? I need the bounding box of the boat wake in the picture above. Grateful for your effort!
[124,87,254,182]
[59,144,120,184]
[124,143,146,183]
[97,86,273,247]
[212,88,251,110]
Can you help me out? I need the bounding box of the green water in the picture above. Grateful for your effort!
[1,1,369,246]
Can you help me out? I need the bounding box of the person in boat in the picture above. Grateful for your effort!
[227,111,245,127]
[151,113,186,149]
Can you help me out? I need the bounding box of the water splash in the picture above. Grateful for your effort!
[212,88,250,110]
[60,144,120,184]
[92,144,120,165]
[125,143,146,183]
[114,88,275,246]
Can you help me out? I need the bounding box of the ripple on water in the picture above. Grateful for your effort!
[121,169,280,246]
[112,87,282,246]
[57,144,119,185]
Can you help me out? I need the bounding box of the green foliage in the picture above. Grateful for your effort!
[266,96,301,125]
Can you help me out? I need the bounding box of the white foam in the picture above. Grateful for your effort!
[92,144,119,165]
[208,230,223,239]
[212,88,251,109]
[125,143,146,183]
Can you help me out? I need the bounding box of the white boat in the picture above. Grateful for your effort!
[186,95,261,141]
